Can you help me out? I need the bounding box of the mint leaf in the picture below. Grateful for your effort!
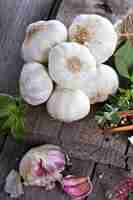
[115,41,133,79]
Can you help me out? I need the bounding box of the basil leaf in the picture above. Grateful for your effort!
[115,41,133,78]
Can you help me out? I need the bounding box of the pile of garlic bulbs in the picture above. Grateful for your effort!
[20,15,119,123]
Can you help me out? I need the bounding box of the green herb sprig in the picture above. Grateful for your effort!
[95,87,133,128]
[0,94,26,140]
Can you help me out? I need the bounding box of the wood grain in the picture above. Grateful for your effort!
[68,158,95,177]
[0,0,55,94]
[24,106,62,145]
[57,0,133,26]
[0,187,71,200]
[0,136,30,191]
[59,113,105,162]
[59,112,127,167]
[91,164,130,200]
[57,0,133,168]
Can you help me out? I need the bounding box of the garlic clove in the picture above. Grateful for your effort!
[19,144,66,188]
[47,150,66,173]
[19,62,53,106]
[46,87,90,122]
[49,42,96,90]
[114,19,124,46]
[62,175,93,200]
[69,14,118,64]
[89,64,119,104]
[4,170,24,198]
[22,20,67,63]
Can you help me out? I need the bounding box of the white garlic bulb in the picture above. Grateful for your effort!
[89,64,119,104]
[20,62,53,106]
[69,14,118,64]
[22,20,67,63]
[49,42,96,90]
[46,87,90,122]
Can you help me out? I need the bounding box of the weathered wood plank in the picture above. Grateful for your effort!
[0,187,71,200]
[0,136,30,190]
[59,111,127,167]
[57,0,133,26]
[68,158,95,177]
[0,2,65,200]
[57,0,132,167]
[25,106,62,145]
[0,0,55,94]
[60,113,104,161]
[100,134,128,168]
[91,164,130,200]
[126,141,133,171]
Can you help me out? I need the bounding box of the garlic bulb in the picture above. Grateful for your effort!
[69,14,118,64]
[22,20,67,63]
[46,87,90,122]
[62,175,93,200]
[89,64,119,104]
[49,42,96,90]
[20,62,53,106]
[19,144,66,189]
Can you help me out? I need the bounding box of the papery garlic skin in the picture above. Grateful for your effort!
[4,170,24,198]
[49,42,96,90]
[19,144,66,189]
[114,19,124,46]
[89,64,119,104]
[47,87,90,122]
[69,14,118,64]
[19,62,53,106]
[62,175,93,200]
[22,20,67,63]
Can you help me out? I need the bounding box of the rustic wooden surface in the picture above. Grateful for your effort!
[1,0,133,200]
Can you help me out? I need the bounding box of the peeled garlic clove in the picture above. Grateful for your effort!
[62,175,93,200]
[49,42,96,90]
[22,20,67,63]
[19,144,66,188]
[4,170,24,198]
[69,14,118,64]
[19,62,53,106]
[47,87,90,122]
[90,64,119,104]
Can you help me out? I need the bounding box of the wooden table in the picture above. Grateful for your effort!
[0,0,133,199]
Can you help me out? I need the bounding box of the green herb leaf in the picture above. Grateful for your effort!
[128,192,133,200]
[115,41,133,79]
[0,94,26,140]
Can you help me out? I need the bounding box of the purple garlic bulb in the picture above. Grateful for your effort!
[19,144,66,190]
[62,175,93,200]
